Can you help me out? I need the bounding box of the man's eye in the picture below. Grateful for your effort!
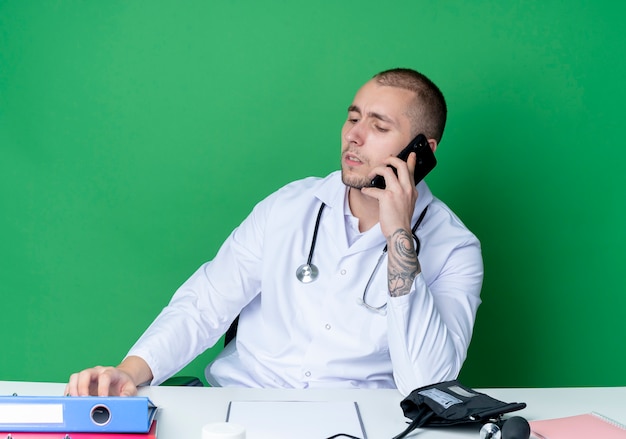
[375,126,390,132]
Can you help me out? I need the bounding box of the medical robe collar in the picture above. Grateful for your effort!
[311,171,434,255]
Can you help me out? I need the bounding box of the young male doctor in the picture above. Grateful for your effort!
[66,68,483,397]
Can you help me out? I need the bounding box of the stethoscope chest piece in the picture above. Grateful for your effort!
[296,263,319,283]
[296,203,326,284]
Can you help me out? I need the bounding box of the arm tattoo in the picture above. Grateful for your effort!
[387,228,420,297]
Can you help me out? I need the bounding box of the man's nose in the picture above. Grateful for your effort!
[344,123,364,145]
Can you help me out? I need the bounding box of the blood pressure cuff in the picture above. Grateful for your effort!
[393,380,526,439]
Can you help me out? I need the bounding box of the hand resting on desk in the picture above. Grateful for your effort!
[65,356,153,396]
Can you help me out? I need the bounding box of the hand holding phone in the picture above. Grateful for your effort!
[369,133,437,189]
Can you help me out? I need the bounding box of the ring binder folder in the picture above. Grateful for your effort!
[0,396,156,433]
[0,419,158,438]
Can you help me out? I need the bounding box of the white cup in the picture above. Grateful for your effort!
[202,422,246,439]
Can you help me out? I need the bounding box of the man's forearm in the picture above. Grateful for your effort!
[387,228,420,297]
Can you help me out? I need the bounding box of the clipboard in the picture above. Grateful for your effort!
[226,400,367,439]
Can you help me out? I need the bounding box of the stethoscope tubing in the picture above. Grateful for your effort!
[297,201,429,313]
[305,203,326,267]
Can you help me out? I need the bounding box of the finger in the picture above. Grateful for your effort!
[404,152,417,186]
[97,370,112,397]
[65,373,78,396]
[79,367,106,396]
[368,164,399,189]
[119,382,138,397]
[76,369,97,396]
[385,153,415,187]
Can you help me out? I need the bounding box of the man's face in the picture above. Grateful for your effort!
[341,80,416,189]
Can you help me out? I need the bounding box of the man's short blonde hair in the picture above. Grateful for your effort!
[374,68,447,143]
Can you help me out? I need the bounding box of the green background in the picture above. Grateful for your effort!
[1,1,624,388]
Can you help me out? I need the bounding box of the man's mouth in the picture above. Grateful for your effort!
[344,153,364,165]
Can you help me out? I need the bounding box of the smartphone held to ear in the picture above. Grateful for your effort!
[370,133,437,189]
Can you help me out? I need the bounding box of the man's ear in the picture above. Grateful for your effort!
[428,138,438,153]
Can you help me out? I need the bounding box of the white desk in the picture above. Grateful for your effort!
[1,381,625,438]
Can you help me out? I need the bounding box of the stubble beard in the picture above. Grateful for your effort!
[341,148,372,189]
[341,168,371,189]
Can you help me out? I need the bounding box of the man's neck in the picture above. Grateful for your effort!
[347,187,380,233]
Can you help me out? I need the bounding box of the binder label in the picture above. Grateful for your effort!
[0,404,63,424]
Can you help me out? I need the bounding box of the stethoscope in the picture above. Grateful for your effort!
[296,203,429,314]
